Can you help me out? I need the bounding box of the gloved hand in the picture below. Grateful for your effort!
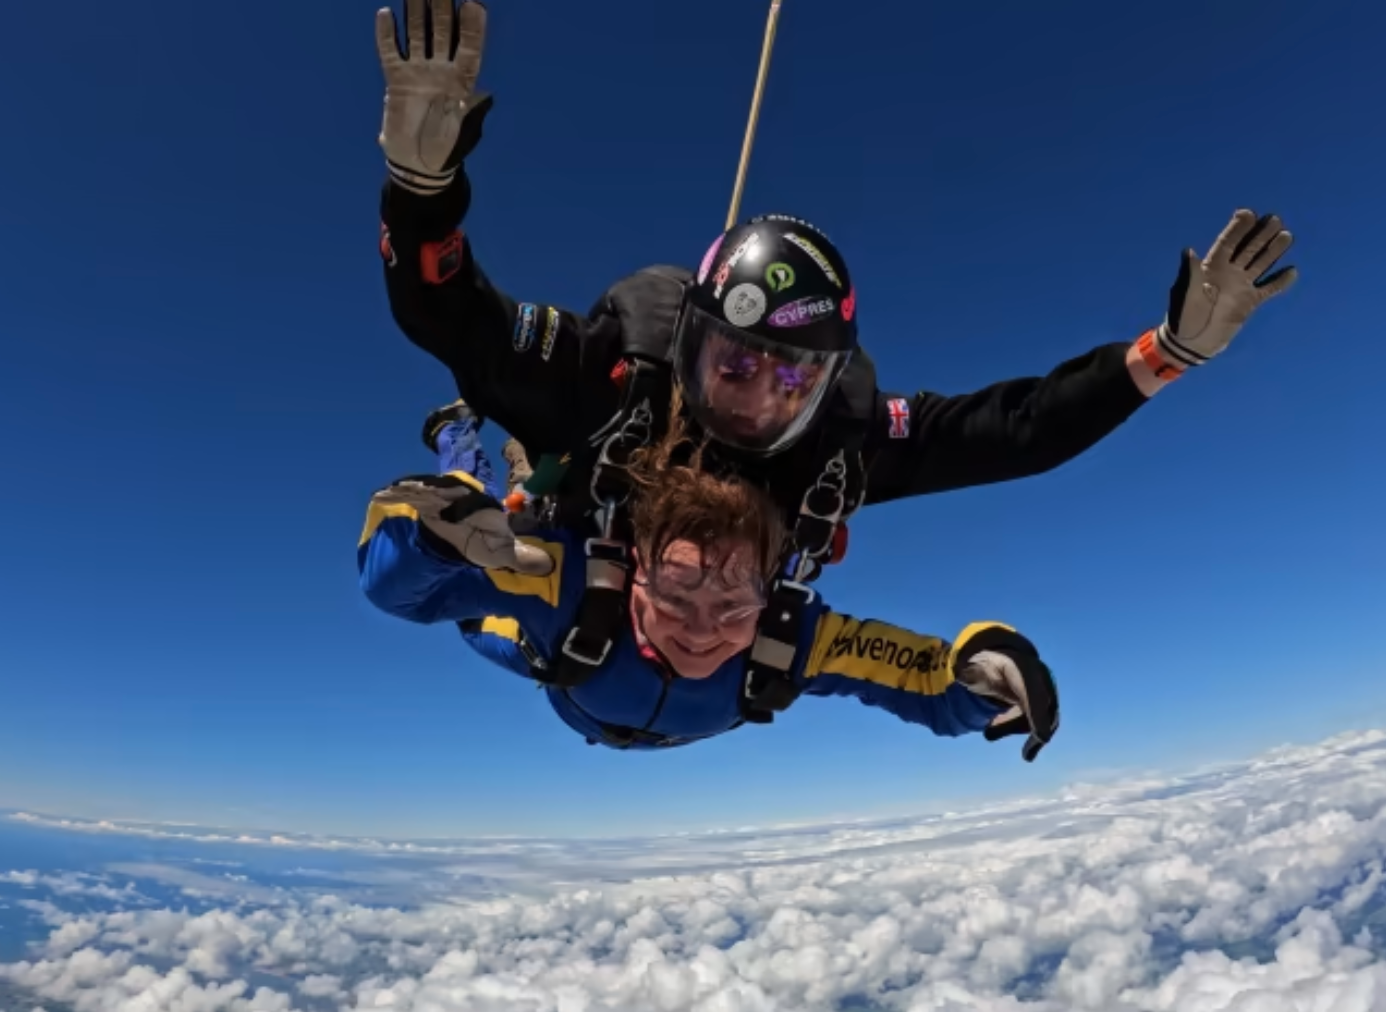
[954,630,1060,762]
[1149,209,1299,375]
[371,474,555,576]
[374,0,491,195]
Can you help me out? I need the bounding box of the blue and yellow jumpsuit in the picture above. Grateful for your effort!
[359,419,1018,750]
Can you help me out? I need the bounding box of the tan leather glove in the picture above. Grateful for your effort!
[1148,209,1299,375]
[370,474,554,576]
[375,0,488,195]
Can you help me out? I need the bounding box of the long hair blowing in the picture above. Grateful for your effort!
[625,392,787,587]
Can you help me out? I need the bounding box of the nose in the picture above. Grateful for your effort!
[679,609,719,640]
[721,370,780,424]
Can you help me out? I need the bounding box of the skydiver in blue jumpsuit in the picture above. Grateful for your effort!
[359,411,1061,756]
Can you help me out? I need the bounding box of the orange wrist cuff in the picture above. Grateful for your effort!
[1136,329,1184,381]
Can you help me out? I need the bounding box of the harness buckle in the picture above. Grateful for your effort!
[791,449,853,582]
[560,626,613,668]
[589,393,654,509]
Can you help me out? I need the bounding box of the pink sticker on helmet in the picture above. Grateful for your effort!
[697,235,725,285]
[841,286,856,321]
[768,295,836,328]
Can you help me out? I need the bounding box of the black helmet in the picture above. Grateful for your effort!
[672,214,858,455]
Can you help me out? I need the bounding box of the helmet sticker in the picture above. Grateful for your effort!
[712,233,761,298]
[764,262,796,292]
[724,283,767,327]
[696,234,725,285]
[784,232,842,289]
[768,295,837,328]
[841,286,856,321]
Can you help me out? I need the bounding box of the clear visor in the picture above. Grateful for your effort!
[673,306,850,454]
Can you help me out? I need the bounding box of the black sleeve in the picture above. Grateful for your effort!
[862,342,1148,504]
[379,173,621,457]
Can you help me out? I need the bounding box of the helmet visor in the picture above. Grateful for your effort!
[673,305,850,454]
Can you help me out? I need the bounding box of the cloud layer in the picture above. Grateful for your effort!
[5,730,1386,1010]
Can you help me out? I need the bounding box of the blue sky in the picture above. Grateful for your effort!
[0,0,1381,839]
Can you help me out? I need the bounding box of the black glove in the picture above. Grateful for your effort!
[954,627,1060,763]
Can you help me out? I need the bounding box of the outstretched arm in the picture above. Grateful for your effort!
[796,612,1059,757]
[863,208,1298,505]
[864,341,1148,503]
[374,1,621,456]
[357,470,569,628]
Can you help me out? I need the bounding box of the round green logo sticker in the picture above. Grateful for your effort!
[765,262,796,292]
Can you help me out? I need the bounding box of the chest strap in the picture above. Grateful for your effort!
[740,441,866,723]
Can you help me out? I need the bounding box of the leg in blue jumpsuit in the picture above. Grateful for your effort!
[434,411,501,500]
[431,408,537,679]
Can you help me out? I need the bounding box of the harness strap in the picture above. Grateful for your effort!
[741,580,817,722]
[539,358,671,690]
[740,433,867,722]
[548,537,630,684]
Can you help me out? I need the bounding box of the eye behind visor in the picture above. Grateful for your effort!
[713,348,823,396]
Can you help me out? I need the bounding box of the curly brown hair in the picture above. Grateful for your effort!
[625,393,788,589]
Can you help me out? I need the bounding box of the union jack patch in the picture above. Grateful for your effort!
[887,397,910,439]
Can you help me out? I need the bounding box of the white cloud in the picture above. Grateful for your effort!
[295,974,343,999]
[0,871,145,904]
[5,730,1386,1010]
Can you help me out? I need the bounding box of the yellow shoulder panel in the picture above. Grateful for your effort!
[359,501,418,547]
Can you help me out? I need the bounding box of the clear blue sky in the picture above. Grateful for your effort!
[1,0,1382,839]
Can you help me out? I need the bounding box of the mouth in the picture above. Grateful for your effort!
[672,638,721,657]
[728,415,766,434]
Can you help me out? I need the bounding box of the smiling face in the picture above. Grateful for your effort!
[629,538,767,679]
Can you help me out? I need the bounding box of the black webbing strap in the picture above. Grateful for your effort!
[741,579,818,722]
[545,537,631,687]
[740,441,866,722]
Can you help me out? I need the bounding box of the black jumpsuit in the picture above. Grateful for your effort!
[378,173,1150,510]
